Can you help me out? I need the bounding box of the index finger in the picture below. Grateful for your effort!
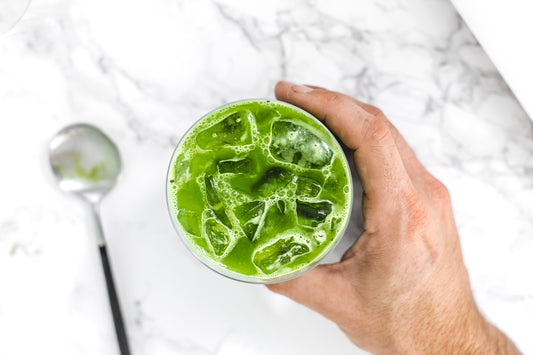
[275,81,413,209]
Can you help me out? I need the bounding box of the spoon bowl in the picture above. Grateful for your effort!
[49,123,121,203]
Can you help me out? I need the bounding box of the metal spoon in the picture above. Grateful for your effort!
[49,123,131,355]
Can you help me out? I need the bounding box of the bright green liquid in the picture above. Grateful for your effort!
[167,100,352,280]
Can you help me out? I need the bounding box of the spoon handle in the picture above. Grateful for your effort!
[100,244,132,355]
[92,206,131,355]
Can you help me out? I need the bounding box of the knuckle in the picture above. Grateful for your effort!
[371,106,385,118]
[366,117,392,145]
[428,179,451,204]
[322,91,344,107]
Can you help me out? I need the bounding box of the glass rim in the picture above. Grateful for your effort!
[166,98,354,284]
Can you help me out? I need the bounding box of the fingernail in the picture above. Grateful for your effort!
[291,84,313,93]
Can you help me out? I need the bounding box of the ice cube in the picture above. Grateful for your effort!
[296,176,321,197]
[172,154,190,183]
[204,218,231,256]
[205,175,231,227]
[269,121,333,169]
[254,166,295,196]
[330,216,341,232]
[255,201,293,242]
[313,230,327,244]
[234,200,265,241]
[218,157,255,174]
[296,200,333,227]
[276,200,286,214]
[253,107,281,135]
[177,210,201,237]
[196,111,253,149]
[253,236,310,274]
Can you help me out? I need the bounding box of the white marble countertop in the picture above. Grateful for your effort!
[449,0,533,121]
[1,0,532,354]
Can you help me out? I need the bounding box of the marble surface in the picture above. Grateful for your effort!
[450,0,533,121]
[1,0,532,354]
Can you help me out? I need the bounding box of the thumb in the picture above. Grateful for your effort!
[266,263,349,319]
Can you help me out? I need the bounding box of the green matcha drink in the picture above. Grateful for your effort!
[167,99,352,283]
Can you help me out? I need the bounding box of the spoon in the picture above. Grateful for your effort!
[49,123,131,355]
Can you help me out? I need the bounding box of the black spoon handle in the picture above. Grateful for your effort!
[99,245,131,355]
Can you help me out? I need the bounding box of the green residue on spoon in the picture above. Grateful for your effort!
[73,159,108,182]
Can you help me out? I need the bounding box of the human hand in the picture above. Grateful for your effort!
[268,81,520,354]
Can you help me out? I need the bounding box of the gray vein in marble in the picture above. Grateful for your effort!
[212,1,260,52]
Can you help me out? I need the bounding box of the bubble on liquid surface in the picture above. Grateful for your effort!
[269,121,333,169]
[314,230,327,244]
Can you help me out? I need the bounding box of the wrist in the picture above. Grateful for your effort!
[479,318,521,354]
[384,293,519,355]
[408,308,521,355]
